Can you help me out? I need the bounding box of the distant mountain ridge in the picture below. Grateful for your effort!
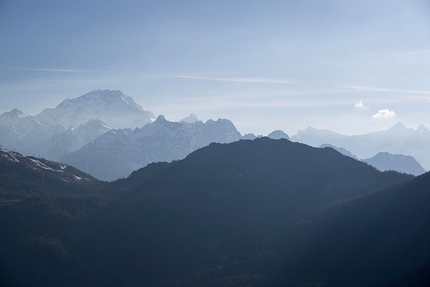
[318,144,425,176]
[267,130,289,140]
[291,122,430,171]
[0,90,154,161]
[363,152,426,176]
[319,144,358,159]
[62,115,244,181]
[1,90,294,182]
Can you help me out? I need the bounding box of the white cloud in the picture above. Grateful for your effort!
[354,99,364,108]
[372,109,396,119]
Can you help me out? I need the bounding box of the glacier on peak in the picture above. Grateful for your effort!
[0,89,155,161]
[0,109,33,125]
[35,89,154,129]
[1,108,27,118]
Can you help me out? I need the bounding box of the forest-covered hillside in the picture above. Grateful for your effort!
[0,139,428,287]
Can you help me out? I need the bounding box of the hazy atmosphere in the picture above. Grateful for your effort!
[2,0,430,135]
[2,2,430,287]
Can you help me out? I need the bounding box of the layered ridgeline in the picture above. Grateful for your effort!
[1,89,291,182]
[117,138,410,203]
[292,123,430,172]
[363,152,426,176]
[62,115,244,181]
[319,145,426,176]
[0,90,154,162]
[1,138,418,287]
[0,148,107,199]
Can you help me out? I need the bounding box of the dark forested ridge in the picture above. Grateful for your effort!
[119,138,411,202]
[1,138,428,287]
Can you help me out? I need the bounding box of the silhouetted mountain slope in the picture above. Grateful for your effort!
[378,263,430,287]
[0,148,107,199]
[0,196,114,287]
[0,138,419,287]
[0,194,248,287]
[274,171,430,286]
[120,137,411,205]
[168,171,430,287]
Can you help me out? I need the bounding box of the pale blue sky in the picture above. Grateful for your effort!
[1,0,430,135]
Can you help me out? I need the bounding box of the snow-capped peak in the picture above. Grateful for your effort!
[35,89,155,129]
[59,90,143,112]
[0,108,27,120]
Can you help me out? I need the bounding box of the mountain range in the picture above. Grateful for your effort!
[1,90,293,181]
[62,115,244,181]
[292,123,430,171]
[1,137,428,287]
[2,89,430,286]
[0,90,154,162]
[319,144,426,176]
[3,89,430,181]
[363,152,426,176]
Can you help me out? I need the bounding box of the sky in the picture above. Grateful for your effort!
[1,0,430,136]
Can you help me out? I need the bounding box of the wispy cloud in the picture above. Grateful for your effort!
[293,50,430,68]
[2,67,92,73]
[157,97,357,111]
[395,50,430,56]
[372,109,396,119]
[346,86,430,95]
[282,59,372,67]
[160,75,297,84]
[369,50,430,58]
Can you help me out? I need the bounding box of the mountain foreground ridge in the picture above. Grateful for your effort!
[0,137,426,287]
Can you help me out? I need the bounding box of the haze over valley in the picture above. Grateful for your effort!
[1,89,428,180]
[1,1,430,286]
